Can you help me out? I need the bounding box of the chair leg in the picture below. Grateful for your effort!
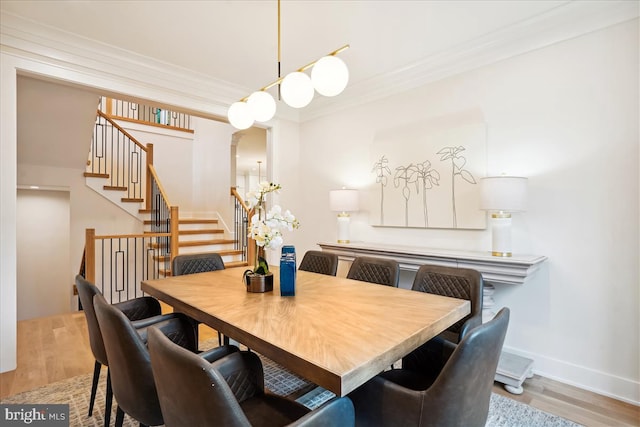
[104,371,113,427]
[217,331,223,347]
[115,406,124,427]
[88,360,101,416]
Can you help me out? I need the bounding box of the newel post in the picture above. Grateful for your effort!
[145,143,154,211]
[85,228,96,283]
[247,207,256,268]
[170,206,179,265]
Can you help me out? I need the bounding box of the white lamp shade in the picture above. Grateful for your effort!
[311,56,349,97]
[247,91,276,122]
[480,176,528,212]
[329,189,359,212]
[227,101,254,130]
[281,72,314,108]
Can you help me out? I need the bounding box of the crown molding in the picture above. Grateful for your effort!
[1,11,304,123]
[0,12,245,117]
[300,0,639,122]
[2,1,638,124]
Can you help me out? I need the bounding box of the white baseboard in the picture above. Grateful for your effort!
[503,345,640,406]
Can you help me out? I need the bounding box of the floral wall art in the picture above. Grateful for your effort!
[370,111,487,229]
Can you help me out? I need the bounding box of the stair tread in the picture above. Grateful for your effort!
[84,172,109,178]
[179,239,236,247]
[153,249,244,261]
[179,218,219,224]
[144,218,219,225]
[149,239,236,248]
[104,185,127,191]
[122,198,143,203]
[145,230,224,235]
[179,229,224,235]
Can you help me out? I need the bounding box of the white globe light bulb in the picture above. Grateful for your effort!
[247,91,276,122]
[311,56,349,97]
[280,72,314,108]
[227,101,254,130]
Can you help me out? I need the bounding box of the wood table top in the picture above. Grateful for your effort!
[141,266,470,396]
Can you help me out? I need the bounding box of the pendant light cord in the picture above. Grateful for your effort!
[277,0,281,99]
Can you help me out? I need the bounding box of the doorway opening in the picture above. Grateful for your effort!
[231,127,268,198]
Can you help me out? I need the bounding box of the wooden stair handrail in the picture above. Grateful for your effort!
[97,110,148,152]
[230,187,255,266]
[230,187,251,214]
[94,232,171,239]
[149,164,172,207]
[82,228,177,302]
[147,165,179,263]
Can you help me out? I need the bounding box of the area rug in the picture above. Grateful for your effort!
[1,357,582,427]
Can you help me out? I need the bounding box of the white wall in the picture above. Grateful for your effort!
[122,123,195,211]
[277,20,639,403]
[190,117,235,228]
[16,189,71,320]
[18,164,143,282]
[1,56,18,373]
[121,118,235,227]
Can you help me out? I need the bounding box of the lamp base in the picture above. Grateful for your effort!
[336,213,351,244]
[490,212,513,257]
[491,251,512,257]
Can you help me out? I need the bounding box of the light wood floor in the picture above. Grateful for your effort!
[1,311,638,426]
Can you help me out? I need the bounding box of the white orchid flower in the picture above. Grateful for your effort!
[245,183,299,271]
[269,235,284,249]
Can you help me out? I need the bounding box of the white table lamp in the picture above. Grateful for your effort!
[329,189,359,243]
[480,176,527,257]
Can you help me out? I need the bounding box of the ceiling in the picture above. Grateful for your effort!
[3,0,636,119]
[1,1,564,88]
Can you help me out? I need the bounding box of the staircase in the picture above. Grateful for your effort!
[83,99,249,287]
[145,217,248,276]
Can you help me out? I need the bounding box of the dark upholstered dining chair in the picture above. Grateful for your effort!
[346,256,399,287]
[172,252,226,345]
[76,274,176,427]
[349,308,510,427]
[147,326,356,427]
[411,264,483,343]
[172,252,226,275]
[298,250,338,276]
[93,293,238,427]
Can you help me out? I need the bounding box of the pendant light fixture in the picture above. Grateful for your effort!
[227,0,349,130]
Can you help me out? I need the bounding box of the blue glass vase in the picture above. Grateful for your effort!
[280,246,296,296]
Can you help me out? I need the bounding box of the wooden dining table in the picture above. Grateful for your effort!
[141,266,470,397]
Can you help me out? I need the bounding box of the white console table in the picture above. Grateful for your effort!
[317,241,547,286]
[318,241,547,395]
